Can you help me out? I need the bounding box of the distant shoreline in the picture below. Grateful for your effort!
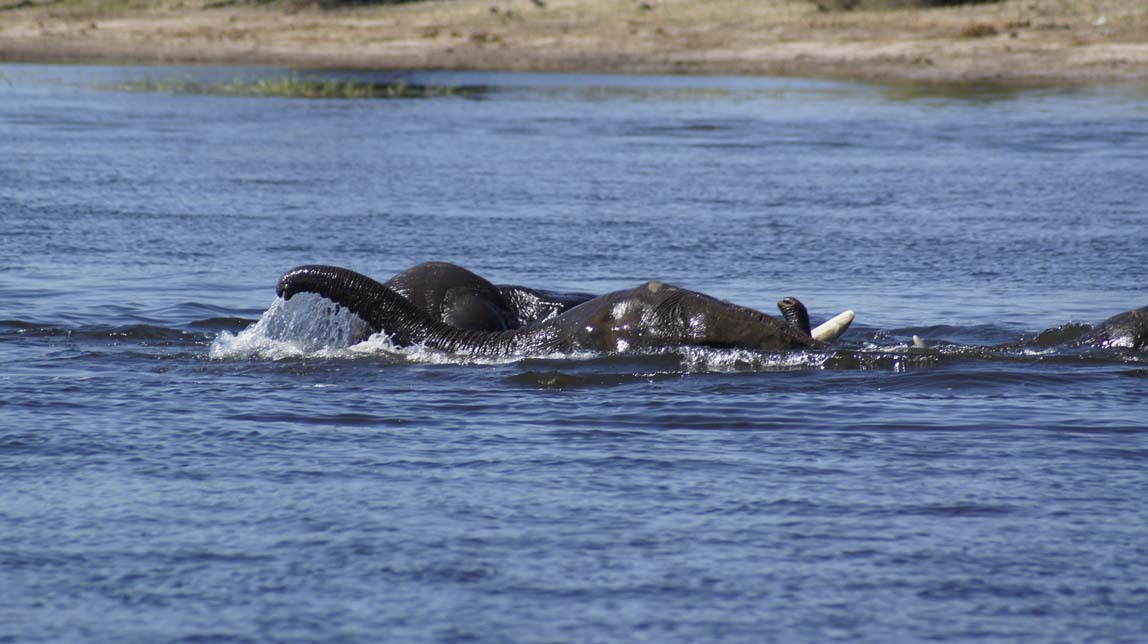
[1,0,1146,86]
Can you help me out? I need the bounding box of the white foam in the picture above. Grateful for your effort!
[209,294,382,360]
[209,295,560,365]
[674,346,828,373]
[1093,335,1136,349]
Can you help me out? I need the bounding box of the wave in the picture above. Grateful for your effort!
[8,294,1141,373]
[0,312,253,343]
[1,319,197,341]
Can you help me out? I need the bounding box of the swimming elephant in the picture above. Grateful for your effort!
[912,305,1148,352]
[1082,306,1148,350]
[276,264,852,357]
[384,261,594,332]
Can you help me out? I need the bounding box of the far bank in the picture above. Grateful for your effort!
[1,0,1146,85]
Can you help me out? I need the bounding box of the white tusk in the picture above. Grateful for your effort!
[811,310,855,343]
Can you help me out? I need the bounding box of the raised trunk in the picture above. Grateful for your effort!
[276,265,524,356]
[776,297,812,336]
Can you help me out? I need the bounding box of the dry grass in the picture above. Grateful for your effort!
[957,22,999,37]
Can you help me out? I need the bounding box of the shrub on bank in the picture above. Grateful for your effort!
[812,0,1002,10]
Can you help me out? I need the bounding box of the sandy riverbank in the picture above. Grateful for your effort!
[1,0,1146,85]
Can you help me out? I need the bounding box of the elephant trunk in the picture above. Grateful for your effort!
[276,265,524,356]
[776,297,812,336]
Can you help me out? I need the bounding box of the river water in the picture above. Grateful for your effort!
[2,64,1147,642]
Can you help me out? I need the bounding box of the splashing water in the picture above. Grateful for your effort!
[674,345,829,373]
[209,293,380,360]
[209,294,539,365]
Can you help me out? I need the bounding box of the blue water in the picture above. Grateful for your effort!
[2,64,1147,643]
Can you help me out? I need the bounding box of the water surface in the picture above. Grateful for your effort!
[1,64,1147,643]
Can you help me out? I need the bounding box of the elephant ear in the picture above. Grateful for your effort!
[497,285,596,326]
[441,288,513,332]
[386,261,517,331]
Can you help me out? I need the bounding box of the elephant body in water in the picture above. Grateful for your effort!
[383,261,594,332]
[276,264,847,357]
[1084,306,1148,350]
[271,262,1146,356]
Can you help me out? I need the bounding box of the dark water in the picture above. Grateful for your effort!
[2,64,1147,643]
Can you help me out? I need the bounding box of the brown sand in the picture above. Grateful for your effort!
[1,0,1146,85]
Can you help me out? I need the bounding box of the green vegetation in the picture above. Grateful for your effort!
[0,0,417,11]
[1,0,160,11]
[110,75,477,99]
[202,0,414,8]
